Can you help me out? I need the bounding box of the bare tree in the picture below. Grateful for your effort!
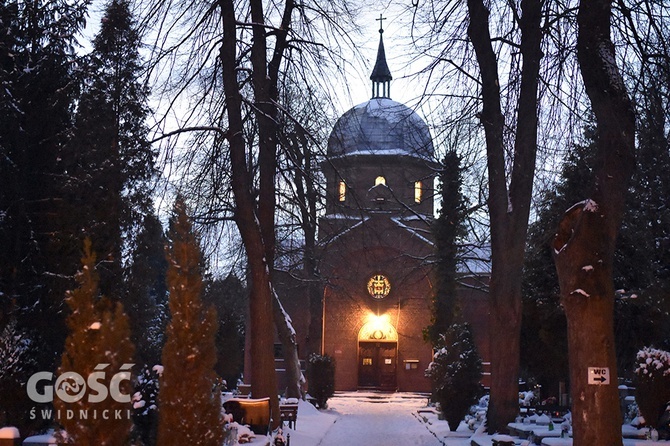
[274,82,331,358]
[414,0,543,432]
[551,1,635,444]
[218,0,293,419]
[407,0,670,431]
[143,0,359,419]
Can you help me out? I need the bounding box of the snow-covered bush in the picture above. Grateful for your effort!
[0,317,38,428]
[519,391,536,407]
[0,318,35,381]
[425,324,483,431]
[131,365,160,445]
[307,353,335,409]
[634,347,670,428]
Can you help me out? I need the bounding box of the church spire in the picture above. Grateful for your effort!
[370,14,392,99]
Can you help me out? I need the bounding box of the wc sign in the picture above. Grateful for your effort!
[587,367,610,385]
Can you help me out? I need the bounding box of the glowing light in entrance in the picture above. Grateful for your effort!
[359,313,397,341]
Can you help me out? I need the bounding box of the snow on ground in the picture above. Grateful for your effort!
[282,393,669,446]
[281,392,474,446]
[280,399,338,445]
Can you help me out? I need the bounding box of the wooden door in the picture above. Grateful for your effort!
[358,342,397,390]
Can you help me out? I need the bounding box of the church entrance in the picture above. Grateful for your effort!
[358,341,397,390]
[357,317,399,390]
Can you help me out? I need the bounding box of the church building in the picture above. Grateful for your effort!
[316,23,438,392]
[276,21,491,394]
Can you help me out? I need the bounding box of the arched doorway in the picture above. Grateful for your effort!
[357,316,398,390]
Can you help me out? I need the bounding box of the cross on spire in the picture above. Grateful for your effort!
[376,14,386,33]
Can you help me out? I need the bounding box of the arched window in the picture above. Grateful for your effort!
[338,181,346,202]
[414,181,423,203]
[375,176,386,186]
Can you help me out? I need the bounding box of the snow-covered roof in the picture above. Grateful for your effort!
[328,98,434,161]
[390,217,434,246]
[458,244,491,275]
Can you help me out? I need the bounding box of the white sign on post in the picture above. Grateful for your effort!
[588,367,610,385]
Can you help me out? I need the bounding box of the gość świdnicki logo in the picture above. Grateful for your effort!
[27,363,134,421]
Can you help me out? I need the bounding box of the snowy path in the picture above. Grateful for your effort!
[313,392,443,446]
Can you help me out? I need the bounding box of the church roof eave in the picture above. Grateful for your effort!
[325,150,439,166]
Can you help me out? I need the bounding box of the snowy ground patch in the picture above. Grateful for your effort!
[284,391,481,446]
[279,399,337,446]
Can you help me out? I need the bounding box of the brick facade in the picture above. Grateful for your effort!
[319,215,435,392]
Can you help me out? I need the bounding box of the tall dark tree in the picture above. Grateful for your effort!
[0,1,88,430]
[219,0,292,418]
[202,274,247,389]
[425,149,468,346]
[125,213,169,367]
[465,0,544,430]
[65,0,155,300]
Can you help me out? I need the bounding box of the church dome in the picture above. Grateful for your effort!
[327,98,434,161]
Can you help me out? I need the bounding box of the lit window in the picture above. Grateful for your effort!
[362,358,373,366]
[375,176,386,186]
[338,181,346,202]
[414,181,423,203]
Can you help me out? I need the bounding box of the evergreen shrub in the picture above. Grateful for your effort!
[307,353,335,409]
[425,323,483,431]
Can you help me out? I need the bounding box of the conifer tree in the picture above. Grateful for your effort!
[202,275,247,389]
[65,0,154,300]
[56,238,135,445]
[425,323,483,431]
[126,213,169,367]
[157,198,223,446]
[0,0,88,432]
[425,150,468,346]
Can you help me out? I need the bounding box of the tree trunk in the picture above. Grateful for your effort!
[553,203,625,446]
[220,0,303,421]
[466,0,542,432]
[220,0,280,427]
[552,1,635,444]
[273,290,304,398]
[247,0,304,405]
[291,129,322,357]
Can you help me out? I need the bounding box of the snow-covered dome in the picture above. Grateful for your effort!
[327,98,434,161]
